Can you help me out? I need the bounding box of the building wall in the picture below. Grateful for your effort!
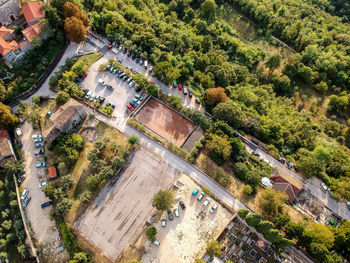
[0,0,20,27]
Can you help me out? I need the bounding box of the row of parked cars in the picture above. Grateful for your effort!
[33,134,46,168]
[173,82,201,104]
[126,93,144,112]
[105,64,138,89]
[192,188,218,212]
[277,156,297,171]
[161,200,186,228]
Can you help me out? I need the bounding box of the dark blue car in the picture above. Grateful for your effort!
[41,201,52,208]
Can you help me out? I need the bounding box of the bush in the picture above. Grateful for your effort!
[128,135,140,145]
[146,227,157,242]
[206,240,222,257]
[242,184,253,195]
[152,189,174,211]
[59,222,79,257]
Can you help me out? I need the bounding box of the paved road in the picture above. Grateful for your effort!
[19,122,69,263]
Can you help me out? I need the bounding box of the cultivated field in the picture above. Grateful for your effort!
[135,97,196,147]
[73,148,179,262]
[142,174,233,263]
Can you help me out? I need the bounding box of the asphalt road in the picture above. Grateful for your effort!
[19,122,69,262]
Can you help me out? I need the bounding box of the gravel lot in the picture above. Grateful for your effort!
[19,121,69,263]
[142,174,233,263]
[73,148,179,262]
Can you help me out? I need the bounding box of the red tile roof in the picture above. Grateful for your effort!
[48,166,57,179]
[0,130,9,140]
[22,2,44,25]
[271,174,301,203]
[0,26,14,39]
[22,22,43,42]
[0,38,19,56]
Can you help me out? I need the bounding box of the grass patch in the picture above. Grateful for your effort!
[95,121,129,148]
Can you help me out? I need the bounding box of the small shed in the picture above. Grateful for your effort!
[48,166,57,180]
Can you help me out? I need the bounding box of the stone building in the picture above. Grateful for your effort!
[0,0,20,27]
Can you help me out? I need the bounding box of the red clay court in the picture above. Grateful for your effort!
[135,98,196,147]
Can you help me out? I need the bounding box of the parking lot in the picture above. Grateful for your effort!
[142,174,233,263]
[73,148,179,262]
[18,122,68,263]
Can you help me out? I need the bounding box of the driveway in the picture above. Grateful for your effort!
[19,122,69,263]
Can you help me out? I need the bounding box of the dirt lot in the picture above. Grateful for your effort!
[73,148,179,262]
[135,97,196,147]
[142,174,233,263]
[182,126,204,152]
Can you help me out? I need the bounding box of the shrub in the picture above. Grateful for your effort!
[242,184,253,195]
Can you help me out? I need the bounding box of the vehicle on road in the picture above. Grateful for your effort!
[174,208,180,217]
[39,181,48,189]
[21,189,29,200]
[106,85,114,91]
[188,88,193,97]
[183,87,188,95]
[35,162,46,168]
[195,97,200,104]
[144,60,148,69]
[76,50,84,56]
[16,128,22,137]
[85,90,92,99]
[197,192,205,201]
[149,65,153,73]
[167,210,174,220]
[129,101,138,108]
[35,143,44,148]
[192,188,199,196]
[321,182,328,192]
[34,148,44,155]
[23,196,31,208]
[17,139,22,148]
[98,79,106,86]
[210,203,218,212]
[253,152,260,157]
[203,198,211,206]
[277,157,285,164]
[178,84,182,90]
[34,137,42,143]
[41,201,53,208]
[287,161,293,169]
[32,134,42,139]
[161,219,166,227]
[47,110,53,116]
[262,158,270,164]
[179,201,186,210]
[127,104,134,111]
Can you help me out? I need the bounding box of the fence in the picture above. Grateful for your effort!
[8,42,69,108]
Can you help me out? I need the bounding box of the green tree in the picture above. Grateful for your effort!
[129,260,142,263]
[86,174,102,192]
[56,91,70,106]
[305,223,335,249]
[45,6,62,29]
[206,134,232,164]
[199,0,217,24]
[152,189,174,211]
[264,229,284,243]
[153,61,180,85]
[57,198,73,215]
[128,135,140,146]
[213,100,245,128]
[274,238,295,250]
[1,220,12,230]
[61,174,75,191]
[147,84,159,97]
[256,221,274,234]
[190,109,212,130]
[72,252,89,263]
[258,188,288,218]
[0,102,18,129]
[266,54,281,75]
[133,73,149,88]
[43,183,56,200]
[242,184,253,195]
[245,213,262,227]
[99,165,114,179]
[205,240,222,257]
[79,190,91,202]
[237,208,250,219]
[17,244,27,257]
[146,227,157,242]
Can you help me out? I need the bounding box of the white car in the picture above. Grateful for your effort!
[174,208,179,217]
[21,189,29,200]
[39,181,48,189]
[89,93,96,101]
[85,90,92,99]
[263,158,270,164]
[16,128,22,137]
[161,219,166,227]
[153,240,160,246]
[203,198,211,206]
[98,78,106,86]
[32,134,42,140]
[210,203,218,213]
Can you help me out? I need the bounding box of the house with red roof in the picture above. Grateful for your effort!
[0,129,16,167]
[21,2,46,44]
[270,168,303,203]
[0,26,20,61]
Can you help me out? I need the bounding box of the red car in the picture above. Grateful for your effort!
[81,72,88,79]
[108,44,112,50]
[178,84,182,90]
[127,104,134,111]
[149,81,155,84]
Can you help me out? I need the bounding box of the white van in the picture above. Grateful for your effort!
[144,60,148,69]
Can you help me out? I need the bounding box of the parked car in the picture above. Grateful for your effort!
[108,44,112,50]
[106,64,112,70]
[174,208,180,217]
[195,97,201,104]
[89,93,96,101]
[22,196,31,208]
[188,88,193,97]
[135,57,140,63]
[149,65,153,73]
[210,203,218,213]
[153,240,160,246]
[263,158,270,164]
[41,201,52,208]
[167,210,174,220]
[16,128,22,137]
[293,164,298,172]
[98,79,106,86]
[119,45,122,51]
[35,162,46,168]
[35,143,44,148]
[183,87,188,95]
[203,198,211,206]
[116,70,123,76]
[127,78,133,83]
[197,192,205,201]
[21,189,29,200]
[173,81,177,88]
[34,138,42,143]
[135,86,142,92]
[109,66,115,73]
[106,85,114,91]
[253,152,260,157]
[161,219,166,227]
[144,60,148,69]
[129,81,135,87]
[113,68,118,74]
[32,134,42,139]
[347,202,350,210]
[119,73,126,79]
[132,98,141,105]
[18,175,25,184]
[81,71,88,79]
[287,161,293,169]
[179,201,186,210]
[39,181,48,189]
[277,157,285,164]
[178,84,182,90]
[139,59,143,65]
[320,182,328,192]
[192,188,199,196]
[129,101,138,108]
[122,75,128,81]
[127,104,134,111]
[135,94,144,101]
[85,90,92,99]
[34,148,44,155]
[123,47,127,54]
[99,97,105,104]
[17,139,23,148]
[132,53,136,60]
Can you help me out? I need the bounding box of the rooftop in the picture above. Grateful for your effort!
[22,2,44,25]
